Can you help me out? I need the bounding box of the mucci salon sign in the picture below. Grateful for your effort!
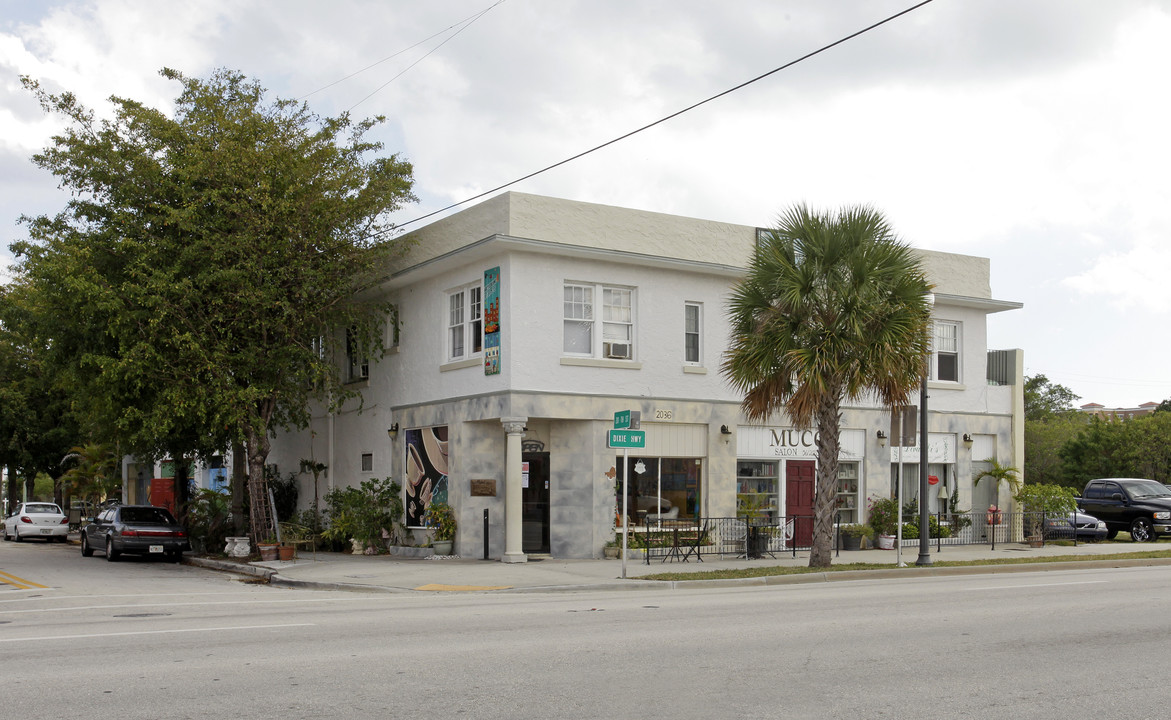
[736,427,866,459]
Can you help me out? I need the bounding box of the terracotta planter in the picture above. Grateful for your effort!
[258,543,279,561]
[278,545,295,561]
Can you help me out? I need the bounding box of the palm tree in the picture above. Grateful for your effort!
[723,204,933,568]
[972,458,1022,503]
[60,442,120,508]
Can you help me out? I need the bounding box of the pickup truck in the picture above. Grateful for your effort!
[1077,478,1171,542]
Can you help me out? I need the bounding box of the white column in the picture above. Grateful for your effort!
[501,417,528,564]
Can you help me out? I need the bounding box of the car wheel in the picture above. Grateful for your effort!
[1131,517,1154,542]
[105,536,120,561]
[14,528,22,542]
[1106,529,1118,540]
[81,534,93,557]
[167,550,182,564]
[2,527,9,541]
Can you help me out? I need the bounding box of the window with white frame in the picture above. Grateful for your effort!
[931,321,960,382]
[563,283,634,359]
[684,302,702,364]
[447,283,483,362]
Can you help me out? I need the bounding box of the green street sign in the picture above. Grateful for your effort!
[614,410,630,429]
[608,429,645,448]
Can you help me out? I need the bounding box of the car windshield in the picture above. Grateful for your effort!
[1121,480,1171,498]
[25,503,62,514]
[120,507,175,525]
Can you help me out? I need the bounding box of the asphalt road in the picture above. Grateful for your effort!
[2,537,1166,719]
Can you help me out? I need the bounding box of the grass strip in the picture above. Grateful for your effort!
[639,549,1171,581]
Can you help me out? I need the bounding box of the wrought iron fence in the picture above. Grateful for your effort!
[631,515,814,563]
[887,510,1056,550]
[626,510,1073,563]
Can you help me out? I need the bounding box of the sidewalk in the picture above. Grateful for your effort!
[185,540,1171,594]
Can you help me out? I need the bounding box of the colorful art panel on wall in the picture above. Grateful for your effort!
[404,425,450,527]
[484,266,501,375]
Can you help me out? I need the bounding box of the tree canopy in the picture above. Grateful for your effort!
[722,204,932,568]
[1023,374,1080,421]
[13,68,416,538]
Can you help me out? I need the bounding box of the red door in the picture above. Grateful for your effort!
[785,460,815,547]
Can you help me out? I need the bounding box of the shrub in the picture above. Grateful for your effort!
[322,477,403,550]
[423,501,457,542]
[840,523,874,539]
[867,496,899,536]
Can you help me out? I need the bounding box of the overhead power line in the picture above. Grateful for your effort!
[297,0,506,107]
[389,0,936,233]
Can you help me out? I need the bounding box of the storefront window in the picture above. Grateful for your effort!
[616,457,702,524]
[835,462,859,523]
[891,462,949,514]
[737,461,778,521]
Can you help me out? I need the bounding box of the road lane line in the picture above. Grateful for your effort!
[0,622,315,643]
[0,570,49,590]
[971,580,1107,590]
[0,596,370,615]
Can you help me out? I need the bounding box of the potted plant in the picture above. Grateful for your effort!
[425,502,457,556]
[603,534,621,559]
[867,496,899,549]
[839,523,874,551]
[257,536,279,561]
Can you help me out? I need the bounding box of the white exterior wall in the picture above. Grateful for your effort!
[266,193,1023,559]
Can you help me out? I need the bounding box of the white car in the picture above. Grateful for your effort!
[3,502,70,542]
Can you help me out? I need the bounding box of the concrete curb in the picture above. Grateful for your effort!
[180,553,1171,594]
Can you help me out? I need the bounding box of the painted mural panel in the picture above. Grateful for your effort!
[484,266,501,375]
[405,426,450,527]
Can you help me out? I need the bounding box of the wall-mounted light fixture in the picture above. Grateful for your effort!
[962,433,973,448]
[720,425,732,435]
[876,429,887,446]
[388,423,399,438]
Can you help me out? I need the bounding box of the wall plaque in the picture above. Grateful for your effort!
[470,478,497,497]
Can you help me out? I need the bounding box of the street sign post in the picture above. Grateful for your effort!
[612,410,643,579]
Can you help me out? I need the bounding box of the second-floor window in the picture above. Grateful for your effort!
[447,284,483,362]
[564,283,634,359]
[931,321,960,382]
[684,302,702,364]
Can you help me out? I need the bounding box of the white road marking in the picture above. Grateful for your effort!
[971,580,1108,590]
[0,596,371,615]
[0,623,315,643]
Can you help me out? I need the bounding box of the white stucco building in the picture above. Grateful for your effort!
[267,192,1024,560]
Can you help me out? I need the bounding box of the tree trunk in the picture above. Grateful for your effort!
[244,423,273,544]
[173,459,190,525]
[231,442,247,535]
[5,470,17,514]
[808,398,843,568]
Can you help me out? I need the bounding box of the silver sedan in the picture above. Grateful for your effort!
[3,502,70,542]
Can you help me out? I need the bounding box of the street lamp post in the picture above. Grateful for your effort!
[916,294,935,567]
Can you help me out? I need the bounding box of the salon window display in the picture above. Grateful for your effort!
[405,426,449,527]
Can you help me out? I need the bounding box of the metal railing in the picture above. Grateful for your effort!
[626,510,1077,563]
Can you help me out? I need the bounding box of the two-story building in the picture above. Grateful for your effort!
[267,192,1023,560]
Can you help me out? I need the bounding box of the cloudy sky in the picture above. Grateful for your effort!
[1,0,1168,408]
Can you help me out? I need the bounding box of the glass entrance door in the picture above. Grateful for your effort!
[522,452,550,553]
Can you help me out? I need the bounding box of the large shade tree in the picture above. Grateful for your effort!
[723,205,933,568]
[13,68,416,540]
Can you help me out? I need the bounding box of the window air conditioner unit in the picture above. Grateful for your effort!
[604,341,631,359]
